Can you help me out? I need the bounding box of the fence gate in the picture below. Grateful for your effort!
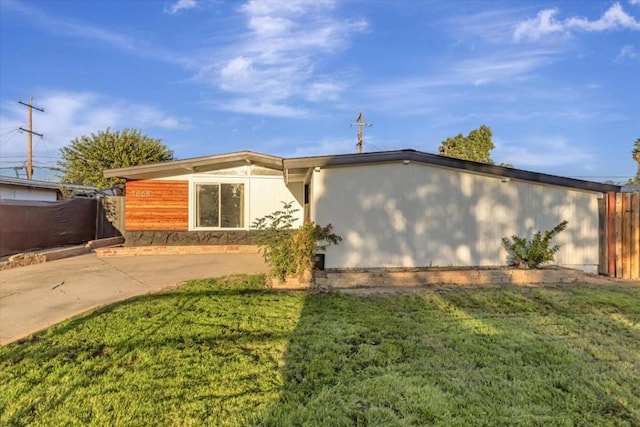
[600,192,640,279]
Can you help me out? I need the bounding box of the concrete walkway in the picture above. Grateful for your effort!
[0,253,267,345]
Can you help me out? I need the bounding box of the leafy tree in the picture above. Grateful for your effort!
[439,125,495,164]
[630,138,640,184]
[58,128,173,191]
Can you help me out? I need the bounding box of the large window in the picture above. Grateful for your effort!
[195,183,244,228]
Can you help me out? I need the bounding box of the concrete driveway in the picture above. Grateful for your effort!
[0,253,267,345]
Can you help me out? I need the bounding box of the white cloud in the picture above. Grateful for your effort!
[0,91,190,159]
[453,50,556,85]
[3,0,193,67]
[566,2,640,31]
[217,99,309,118]
[514,9,566,41]
[195,0,367,117]
[616,44,640,60]
[285,137,359,157]
[165,0,198,15]
[363,48,558,116]
[219,56,255,91]
[514,2,640,41]
[629,0,640,6]
[306,80,345,102]
[498,136,593,168]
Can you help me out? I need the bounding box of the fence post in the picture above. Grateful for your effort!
[615,193,623,278]
[607,192,616,277]
[632,193,640,279]
[598,197,607,275]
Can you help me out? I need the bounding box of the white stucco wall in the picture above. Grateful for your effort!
[311,162,601,271]
[0,184,58,201]
[187,173,303,230]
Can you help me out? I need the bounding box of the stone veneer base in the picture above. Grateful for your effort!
[124,230,258,247]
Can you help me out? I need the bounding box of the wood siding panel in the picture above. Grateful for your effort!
[125,180,188,231]
[615,193,623,278]
[607,192,616,276]
[598,198,607,275]
[623,194,631,277]
[605,192,640,279]
[632,193,640,279]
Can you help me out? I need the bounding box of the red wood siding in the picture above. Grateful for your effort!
[125,180,188,230]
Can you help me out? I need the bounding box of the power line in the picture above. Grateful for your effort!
[0,128,20,137]
[0,129,21,149]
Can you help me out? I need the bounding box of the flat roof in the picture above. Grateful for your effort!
[103,148,621,194]
[0,176,97,192]
[283,149,621,193]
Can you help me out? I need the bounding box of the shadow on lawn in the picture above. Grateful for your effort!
[1,280,638,425]
[258,284,640,426]
[3,284,279,360]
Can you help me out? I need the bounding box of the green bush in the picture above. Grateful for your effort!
[252,202,341,280]
[501,221,568,269]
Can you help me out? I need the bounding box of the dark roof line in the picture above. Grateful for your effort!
[283,149,621,193]
[0,176,98,191]
[104,150,283,178]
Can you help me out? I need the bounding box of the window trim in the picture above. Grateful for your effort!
[190,179,249,230]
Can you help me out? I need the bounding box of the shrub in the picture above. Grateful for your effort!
[252,202,342,281]
[501,221,568,269]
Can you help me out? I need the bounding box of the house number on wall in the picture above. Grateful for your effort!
[131,190,152,197]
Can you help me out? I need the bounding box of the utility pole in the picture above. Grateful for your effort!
[18,97,44,180]
[350,112,372,154]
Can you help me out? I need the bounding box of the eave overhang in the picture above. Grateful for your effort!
[283,149,621,193]
[104,151,284,180]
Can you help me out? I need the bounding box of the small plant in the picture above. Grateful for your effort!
[290,221,342,276]
[501,220,568,269]
[252,201,342,281]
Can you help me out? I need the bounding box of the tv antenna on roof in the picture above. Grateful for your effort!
[350,112,372,154]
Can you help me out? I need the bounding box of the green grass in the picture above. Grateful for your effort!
[1,276,639,426]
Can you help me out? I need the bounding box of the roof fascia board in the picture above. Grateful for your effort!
[104,151,283,179]
[0,180,59,190]
[283,150,621,194]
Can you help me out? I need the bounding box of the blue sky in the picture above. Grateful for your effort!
[0,0,639,183]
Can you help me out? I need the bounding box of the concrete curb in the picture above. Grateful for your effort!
[0,237,125,271]
[1,280,183,346]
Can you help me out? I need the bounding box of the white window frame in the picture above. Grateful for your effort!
[189,177,249,230]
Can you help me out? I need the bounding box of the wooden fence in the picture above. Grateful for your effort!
[600,192,640,279]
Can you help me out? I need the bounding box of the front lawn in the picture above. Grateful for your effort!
[1,276,638,426]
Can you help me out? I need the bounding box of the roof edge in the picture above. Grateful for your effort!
[104,150,284,178]
[283,149,621,194]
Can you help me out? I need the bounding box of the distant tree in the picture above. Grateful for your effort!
[631,138,640,184]
[58,128,173,191]
[438,125,496,164]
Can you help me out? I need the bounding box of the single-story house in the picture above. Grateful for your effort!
[0,176,97,201]
[104,149,621,272]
